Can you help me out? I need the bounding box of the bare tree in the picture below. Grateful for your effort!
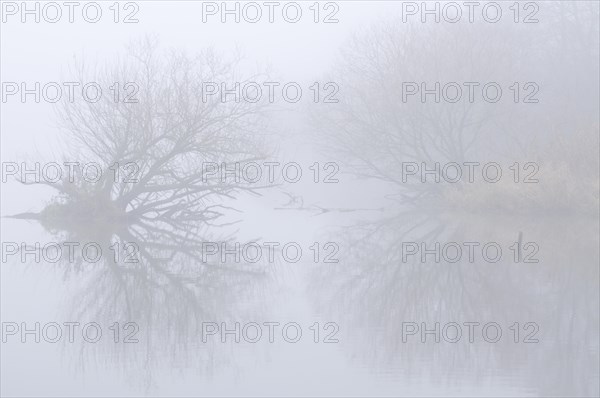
[310,7,598,206]
[16,37,273,242]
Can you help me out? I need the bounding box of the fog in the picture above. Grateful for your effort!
[1,1,599,396]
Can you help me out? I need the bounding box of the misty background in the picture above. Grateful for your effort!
[1,1,599,397]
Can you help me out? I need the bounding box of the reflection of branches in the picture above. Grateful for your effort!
[23,215,272,393]
[309,213,599,395]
